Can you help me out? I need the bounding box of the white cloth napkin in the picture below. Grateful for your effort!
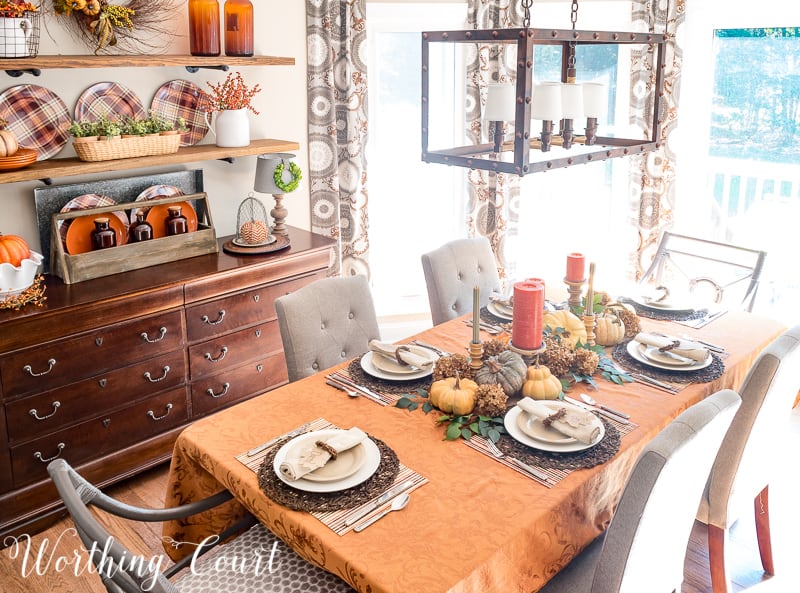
[278,427,367,481]
[633,332,709,362]
[518,398,601,445]
[369,340,435,369]
[489,290,513,309]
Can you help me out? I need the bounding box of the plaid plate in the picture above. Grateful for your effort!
[150,80,210,146]
[0,84,70,160]
[74,82,147,122]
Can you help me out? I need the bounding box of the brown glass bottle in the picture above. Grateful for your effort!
[189,0,221,57]
[166,206,189,236]
[224,0,253,57]
[129,211,153,242]
[91,218,116,250]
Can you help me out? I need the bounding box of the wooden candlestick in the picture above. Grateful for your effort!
[508,341,546,366]
[583,313,596,347]
[564,277,585,314]
[469,340,484,370]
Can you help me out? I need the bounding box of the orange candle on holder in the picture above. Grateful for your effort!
[566,252,586,282]
[512,280,544,350]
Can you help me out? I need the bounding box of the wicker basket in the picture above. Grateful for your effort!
[73,133,182,162]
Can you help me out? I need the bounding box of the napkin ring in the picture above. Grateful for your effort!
[395,345,412,366]
[542,408,567,428]
[315,441,339,460]
[658,340,680,353]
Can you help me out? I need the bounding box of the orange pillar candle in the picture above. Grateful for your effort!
[566,252,586,282]
[512,280,544,350]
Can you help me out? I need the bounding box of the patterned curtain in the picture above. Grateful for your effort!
[628,0,684,280]
[306,0,370,277]
[465,0,524,283]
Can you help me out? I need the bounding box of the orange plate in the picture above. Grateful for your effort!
[0,148,37,171]
[65,213,128,255]
[145,201,198,239]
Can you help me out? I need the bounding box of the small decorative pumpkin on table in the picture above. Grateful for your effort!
[429,372,479,416]
[0,232,31,266]
[473,350,527,397]
[543,309,588,348]
[594,310,626,346]
[521,363,563,400]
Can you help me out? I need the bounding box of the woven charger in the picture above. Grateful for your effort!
[73,133,181,162]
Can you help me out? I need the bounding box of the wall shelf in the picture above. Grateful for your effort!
[0,139,300,184]
[1,54,295,77]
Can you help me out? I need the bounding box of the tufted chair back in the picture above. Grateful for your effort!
[421,237,502,326]
[275,275,381,382]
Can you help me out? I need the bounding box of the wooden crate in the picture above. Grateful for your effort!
[50,192,218,284]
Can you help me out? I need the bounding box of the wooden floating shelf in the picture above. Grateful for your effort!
[0,139,301,184]
[0,54,294,73]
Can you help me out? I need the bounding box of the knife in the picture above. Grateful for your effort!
[564,396,631,425]
[246,423,312,457]
[344,479,416,527]
[328,373,385,403]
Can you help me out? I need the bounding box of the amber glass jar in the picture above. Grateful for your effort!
[129,211,153,242]
[91,218,116,250]
[189,0,221,57]
[224,0,253,57]
[166,206,189,236]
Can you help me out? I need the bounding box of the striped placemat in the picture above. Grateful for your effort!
[236,418,428,535]
[326,369,398,406]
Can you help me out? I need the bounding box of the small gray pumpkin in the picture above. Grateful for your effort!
[474,350,527,396]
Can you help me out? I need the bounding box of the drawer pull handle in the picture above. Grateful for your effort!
[144,366,171,383]
[141,327,168,343]
[29,401,61,421]
[147,403,174,421]
[253,294,260,302]
[204,347,228,363]
[206,383,231,398]
[23,358,57,377]
[34,443,65,463]
[201,310,226,325]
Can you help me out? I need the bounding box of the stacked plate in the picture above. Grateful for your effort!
[625,338,712,372]
[272,429,381,492]
[0,147,37,171]
[631,293,693,313]
[503,400,605,453]
[360,345,437,381]
[487,299,513,320]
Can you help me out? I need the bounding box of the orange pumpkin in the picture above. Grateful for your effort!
[0,117,19,158]
[0,233,31,267]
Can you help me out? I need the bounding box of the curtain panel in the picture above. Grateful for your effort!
[465,0,524,282]
[307,0,370,277]
[628,0,685,280]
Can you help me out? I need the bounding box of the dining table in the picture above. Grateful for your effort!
[161,309,785,593]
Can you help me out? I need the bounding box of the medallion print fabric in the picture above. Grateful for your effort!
[629,0,684,279]
[306,0,370,277]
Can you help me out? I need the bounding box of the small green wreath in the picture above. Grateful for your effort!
[273,161,303,193]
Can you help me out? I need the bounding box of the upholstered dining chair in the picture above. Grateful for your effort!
[538,388,742,593]
[696,324,800,593]
[639,231,767,312]
[421,237,502,326]
[275,274,381,382]
[47,459,355,593]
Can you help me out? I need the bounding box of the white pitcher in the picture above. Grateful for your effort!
[0,17,33,58]
[204,108,250,147]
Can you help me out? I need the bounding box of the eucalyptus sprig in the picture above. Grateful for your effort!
[436,414,506,443]
[395,388,433,414]
[597,354,634,386]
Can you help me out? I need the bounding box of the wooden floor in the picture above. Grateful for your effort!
[1,406,798,593]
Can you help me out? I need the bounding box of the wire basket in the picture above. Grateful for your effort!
[0,11,40,58]
[235,196,272,246]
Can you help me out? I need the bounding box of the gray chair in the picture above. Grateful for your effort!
[275,275,381,382]
[639,231,767,312]
[696,325,800,593]
[539,388,742,593]
[47,459,355,593]
[421,237,502,325]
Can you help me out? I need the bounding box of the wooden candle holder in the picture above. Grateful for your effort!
[582,313,596,347]
[469,341,484,370]
[564,277,585,313]
[508,341,546,366]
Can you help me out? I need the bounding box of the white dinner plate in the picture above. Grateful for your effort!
[642,346,696,367]
[626,340,712,372]
[631,295,694,313]
[273,429,380,492]
[487,300,514,320]
[516,404,577,444]
[504,404,605,453]
[368,345,437,375]
[360,351,434,381]
[279,432,366,483]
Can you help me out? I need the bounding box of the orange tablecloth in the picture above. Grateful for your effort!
[162,311,784,593]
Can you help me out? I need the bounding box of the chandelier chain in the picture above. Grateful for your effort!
[571,0,579,30]
[521,0,533,29]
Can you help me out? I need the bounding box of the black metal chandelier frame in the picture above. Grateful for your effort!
[421,27,667,176]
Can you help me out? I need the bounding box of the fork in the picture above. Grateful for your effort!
[485,440,549,482]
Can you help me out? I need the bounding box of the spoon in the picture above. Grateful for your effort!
[325,379,360,398]
[579,393,631,421]
[353,493,410,532]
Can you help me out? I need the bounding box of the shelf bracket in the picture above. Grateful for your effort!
[185,64,230,74]
[5,68,41,78]
[39,177,54,186]
[218,157,235,164]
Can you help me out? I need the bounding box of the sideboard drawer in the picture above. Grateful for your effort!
[0,309,185,399]
[5,350,187,443]
[10,386,189,488]
[190,355,288,418]
[188,320,282,380]
[185,275,313,343]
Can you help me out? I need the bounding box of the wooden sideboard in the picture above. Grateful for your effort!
[0,227,334,540]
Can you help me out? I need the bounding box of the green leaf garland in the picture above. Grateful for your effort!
[273,161,303,193]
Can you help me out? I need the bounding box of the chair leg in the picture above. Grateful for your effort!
[754,485,775,575]
[708,523,730,593]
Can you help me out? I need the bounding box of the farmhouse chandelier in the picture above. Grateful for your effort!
[421,0,666,176]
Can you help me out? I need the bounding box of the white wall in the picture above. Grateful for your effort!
[2,2,310,253]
